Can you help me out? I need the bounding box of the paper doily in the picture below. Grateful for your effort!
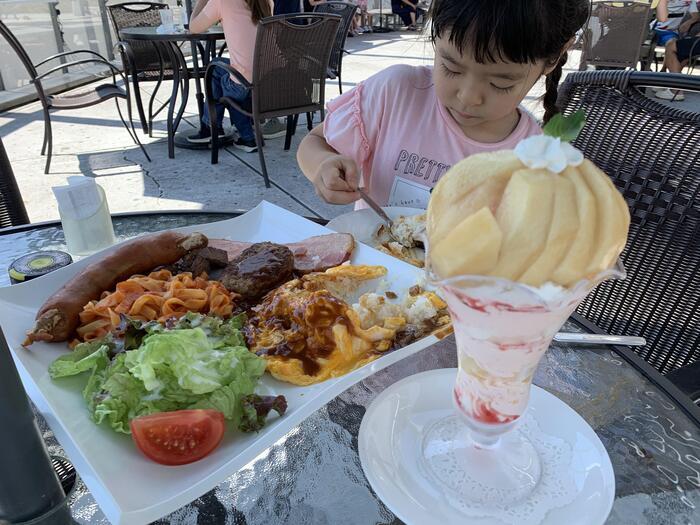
[424,414,577,525]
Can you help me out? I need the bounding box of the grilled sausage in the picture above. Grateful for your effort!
[24,231,207,345]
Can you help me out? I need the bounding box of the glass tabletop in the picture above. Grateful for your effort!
[2,212,699,524]
[119,26,225,41]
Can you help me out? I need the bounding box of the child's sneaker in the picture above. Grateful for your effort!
[233,137,258,153]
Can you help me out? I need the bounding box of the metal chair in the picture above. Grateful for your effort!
[0,20,150,174]
[579,1,652,70]
[0,137,30,228]
[206,13,341,188]
[107,2,178,135]
[556,70,700,383]
[313,1,357,94]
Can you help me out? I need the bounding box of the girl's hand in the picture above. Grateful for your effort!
[312,155,361,204]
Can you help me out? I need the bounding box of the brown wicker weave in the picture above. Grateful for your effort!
[206,13,341,187]
[0,137,29,228]
[314,1,358,94]
[107,2,178,134]
[557,70,700,375]
[580,1,651,70]
[0,20,149,174]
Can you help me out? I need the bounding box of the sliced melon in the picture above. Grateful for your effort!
[579,161,630,275]
[551,167,597,286]
[427,151,522,246]
[430,207,503,278]
[519,175,579,286]
[489,169,555,281]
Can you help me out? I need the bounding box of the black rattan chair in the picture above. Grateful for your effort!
[0,137,30,228]
[314,1,357,94]
[206,13,341,187]
[0,20,150,174]
[556,70,700,383]
[107,2,178,135]
[579,1,651,70]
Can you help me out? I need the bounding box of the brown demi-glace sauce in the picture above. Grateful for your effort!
[245,286,354,376]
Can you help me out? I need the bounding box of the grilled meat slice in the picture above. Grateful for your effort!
[220,242,294,300]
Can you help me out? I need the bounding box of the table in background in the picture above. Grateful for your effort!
[119,27,227,158]
[1,212,699,525]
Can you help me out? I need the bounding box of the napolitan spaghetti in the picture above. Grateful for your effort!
[76,270,235,342]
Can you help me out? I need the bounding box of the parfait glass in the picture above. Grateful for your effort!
[421,257,625,507]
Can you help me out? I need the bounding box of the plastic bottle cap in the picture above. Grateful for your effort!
[8,251,73,284]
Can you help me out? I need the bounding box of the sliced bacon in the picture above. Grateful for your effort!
[287,234,354,273]
[208,233,354,274]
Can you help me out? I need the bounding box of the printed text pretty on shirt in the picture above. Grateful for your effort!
[394,149,452,184]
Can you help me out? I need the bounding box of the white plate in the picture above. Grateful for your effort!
[326,206,425,244]
[0,202,441,525]
[358,369,615,525]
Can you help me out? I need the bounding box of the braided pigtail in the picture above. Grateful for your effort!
[542,53,567,125]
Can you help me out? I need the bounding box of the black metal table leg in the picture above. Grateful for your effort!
[147,41,166,137]
[162,42,181,159]
[172,44,190,132]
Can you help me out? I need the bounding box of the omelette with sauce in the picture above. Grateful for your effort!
[244,265,450,385]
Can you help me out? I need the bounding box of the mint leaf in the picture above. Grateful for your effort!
[543,110,586,142]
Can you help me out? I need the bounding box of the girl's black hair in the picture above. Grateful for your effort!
[429,0,590,123]
[245,0,272,23]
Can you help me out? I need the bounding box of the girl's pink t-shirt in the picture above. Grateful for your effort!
[323,64,542,209]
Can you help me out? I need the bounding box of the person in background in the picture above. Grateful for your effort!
[304,0,325,12]
[273,0,301,14]
[188,0,274,151]
[656,26,700,100]
[357,0,373,33]
[391,0,424,30]
[350,3,365,36]
[297,0,589,208]
[651,0,698,100]
[349,0,372,35]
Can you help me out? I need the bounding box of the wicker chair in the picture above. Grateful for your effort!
[314,1,357,94]
[0,137,30,228]
[107,2,180,135]
[556,70,700,385]
[580,1,652,70]
[206,13,341,187]
[0,20,149,174]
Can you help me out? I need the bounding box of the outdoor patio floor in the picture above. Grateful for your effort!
[2,31,699,223]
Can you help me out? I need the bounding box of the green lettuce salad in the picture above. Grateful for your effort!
[49,313,285,434]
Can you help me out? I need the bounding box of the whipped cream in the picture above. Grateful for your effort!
[514,135,583,174]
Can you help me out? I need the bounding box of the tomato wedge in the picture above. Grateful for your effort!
[130,409,225,466]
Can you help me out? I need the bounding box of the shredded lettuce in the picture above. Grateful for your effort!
[49,314,275,434]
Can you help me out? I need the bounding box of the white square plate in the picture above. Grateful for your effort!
[0,202,441,525]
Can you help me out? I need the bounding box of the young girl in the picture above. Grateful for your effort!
[188,0,273,151]
[297,0,590,207]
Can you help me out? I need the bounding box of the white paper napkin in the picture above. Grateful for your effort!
[52,177,102,221]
